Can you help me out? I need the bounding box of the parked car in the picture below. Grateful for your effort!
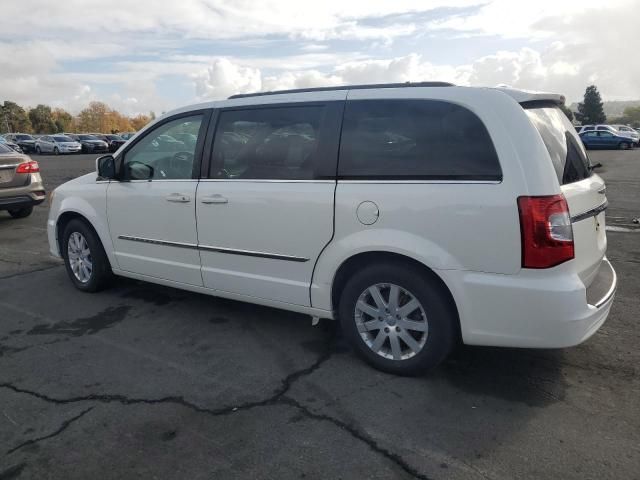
[4,133,36,153]
[580,124,638,145]
[0,142,45,218]
[67,134,109,153]
[0,136,23,153]
[47,83,616,375]
[34,135,82,155]
[579,130,634,149]
[120,132,136,140]
[90,134,126,152]
[609,124,640,145]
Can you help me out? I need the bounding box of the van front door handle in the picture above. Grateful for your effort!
[201,195,228,204]
[166,193,191,203]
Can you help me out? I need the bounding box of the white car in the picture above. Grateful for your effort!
[609,124,640,145]
[580,124,639,144]
[47,83,616,375]
[35,135,82,155]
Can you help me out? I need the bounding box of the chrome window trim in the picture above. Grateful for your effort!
[118,235,308,262]
[337,179,502,185]
[198,179,335,184]
[571,200,608,223]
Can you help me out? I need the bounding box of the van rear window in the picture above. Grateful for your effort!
[525,105,592,185]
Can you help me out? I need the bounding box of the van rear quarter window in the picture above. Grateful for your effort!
[338,99,502,180]
[525,105,592,185]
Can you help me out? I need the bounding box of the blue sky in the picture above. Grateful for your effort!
[0,0,636,115]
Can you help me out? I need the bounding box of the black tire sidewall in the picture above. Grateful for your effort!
[8,206,33,218]
[62,219,111,292]
[339,263,456,375]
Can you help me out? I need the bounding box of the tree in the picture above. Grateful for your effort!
[29,104,57,133]
[77,101,113,133]
[52,108,75,132]
[576,85,606,125]
[559,103,574,122]
[1,101,33,132]
[130,113,152,131]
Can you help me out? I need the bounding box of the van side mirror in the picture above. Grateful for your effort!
[96,155,116,180]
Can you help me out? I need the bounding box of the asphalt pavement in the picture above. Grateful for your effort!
[0,151,638,479]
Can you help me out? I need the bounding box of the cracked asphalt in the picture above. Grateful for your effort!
[1,152,639,479]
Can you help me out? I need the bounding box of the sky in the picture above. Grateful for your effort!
[1,0,638,116]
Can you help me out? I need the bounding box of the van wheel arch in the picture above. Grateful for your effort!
[56,212,106,262]
[330,251,461,341]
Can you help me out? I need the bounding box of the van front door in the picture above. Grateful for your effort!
[107,111,210,286]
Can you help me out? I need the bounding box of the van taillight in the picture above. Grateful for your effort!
[16,161,40,173]
[517,194,574,268]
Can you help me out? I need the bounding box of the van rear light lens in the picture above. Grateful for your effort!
[517,194,574,268]
[16,161,40,173]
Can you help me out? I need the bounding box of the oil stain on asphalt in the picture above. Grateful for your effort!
[26,306,132,337]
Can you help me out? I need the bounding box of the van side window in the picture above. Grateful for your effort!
[123,114,204,180]
[338,100,502,180]
[210,106,323,180]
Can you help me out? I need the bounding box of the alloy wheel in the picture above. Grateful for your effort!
[67,232,93,283]
[354,283,428,361]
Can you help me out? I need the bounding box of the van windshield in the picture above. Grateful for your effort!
[525,105,592,185]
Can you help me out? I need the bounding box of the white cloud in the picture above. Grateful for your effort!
[194,58,262,99]
[0,0,638,117]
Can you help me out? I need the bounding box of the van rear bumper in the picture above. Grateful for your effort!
[444,258,616,348]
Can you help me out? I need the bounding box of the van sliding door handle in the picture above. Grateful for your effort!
[166,193,191,203]
[201,195,228,204]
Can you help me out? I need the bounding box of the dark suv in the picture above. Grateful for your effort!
[4,133,36,153]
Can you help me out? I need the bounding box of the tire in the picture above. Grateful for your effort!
[53,147,59,155]
[619,142,630,150]
[338,262,457,375]
[35,146,41,155]
[8,206,33,219]
[62,219,113,292]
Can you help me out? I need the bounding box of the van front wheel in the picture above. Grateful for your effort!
[338,263,456,375]
[62,219,113,292]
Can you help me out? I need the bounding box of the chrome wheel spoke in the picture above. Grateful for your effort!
[389,334,402,360]
[368,285,387,310]
[388,285,400,312]
[361,319,384,332]
[356,300,380,319]
[370,330,387,352]
[397,299,419,317]
[399,330,421,353]
[399,318,428,332]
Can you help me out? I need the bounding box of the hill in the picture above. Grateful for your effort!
[569,100,640,118]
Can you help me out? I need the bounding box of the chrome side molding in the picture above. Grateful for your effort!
[118,235,309,262]
[571,200,608,223]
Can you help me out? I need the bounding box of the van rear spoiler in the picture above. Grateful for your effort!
[493,87,565,106]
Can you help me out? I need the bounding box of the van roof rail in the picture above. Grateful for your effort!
[228,81,455,99]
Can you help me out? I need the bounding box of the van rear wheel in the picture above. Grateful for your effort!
[338,262,456,375]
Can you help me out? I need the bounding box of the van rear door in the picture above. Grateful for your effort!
[525,105,607,286]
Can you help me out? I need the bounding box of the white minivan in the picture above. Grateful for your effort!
[47,83,616,375]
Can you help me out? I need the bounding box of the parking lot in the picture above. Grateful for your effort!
[1,151,638,479]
